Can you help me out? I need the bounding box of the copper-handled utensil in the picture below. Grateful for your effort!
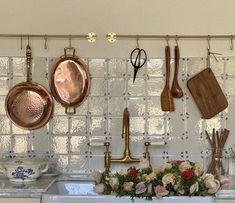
[171,45,183,98]
[161,46,174,111]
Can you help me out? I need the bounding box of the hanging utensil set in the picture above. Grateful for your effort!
[3,35,230,131]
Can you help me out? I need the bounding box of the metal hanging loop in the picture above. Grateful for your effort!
[136,35,139,48]
[68,35,72,48]
[230,35,234,50]
[27,35,30,46]
[20,35,23,50]
[166,35,169,46]
[206,48,211,70]
[175,35,179,46]
[44,35,47,50]
[207,35,211,50]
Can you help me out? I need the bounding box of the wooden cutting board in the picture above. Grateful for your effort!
[187,68,228,119]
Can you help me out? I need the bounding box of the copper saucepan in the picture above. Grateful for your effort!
[5,45,54,130]
[50,47,90,114]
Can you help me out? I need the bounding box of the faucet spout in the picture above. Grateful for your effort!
[111,108,139,163]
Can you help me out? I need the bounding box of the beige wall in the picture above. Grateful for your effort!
[0,0,234,57]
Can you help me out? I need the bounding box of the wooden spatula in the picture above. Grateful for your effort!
[161,46,174,111]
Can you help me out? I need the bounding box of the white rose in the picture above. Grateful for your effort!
[208,180,220,194]
[162,173,175,187]
[119,168,128,175]
[193,162,203,177]
[91,170,102,184]
[179,189,185,195]
[202,173,215,181]
[145,172,156,181]
[179,161,192,172]
[94,184,104,193]
[161,163,172,172]
[190,182,199,194]
[109,177,119,190]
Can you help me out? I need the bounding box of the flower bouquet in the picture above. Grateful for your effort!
[92,159,221,201]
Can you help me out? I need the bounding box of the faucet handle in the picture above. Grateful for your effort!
[104,142,111,174]
[143,141,151,161]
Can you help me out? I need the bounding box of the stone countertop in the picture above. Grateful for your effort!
[0,176,56,198]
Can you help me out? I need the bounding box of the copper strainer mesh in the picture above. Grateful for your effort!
[11,90,46,125]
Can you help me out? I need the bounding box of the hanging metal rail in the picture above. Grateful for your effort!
[106,33,235,43]
[0,33,97,43]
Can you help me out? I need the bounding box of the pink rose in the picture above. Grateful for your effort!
[179,161,192,172]
[219,175,230,186]
[154,166,162,174]
[135,181,147,194]
[91,170,102,184]
[123,182,134,192]
[154,185,169,198]
[139,158,150,169]
[94,184,104,193]
[109,177,119,190]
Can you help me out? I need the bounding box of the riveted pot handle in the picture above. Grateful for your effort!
[41,163,49,173]
[64,47,76,57]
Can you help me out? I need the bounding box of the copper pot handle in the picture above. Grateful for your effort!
[26,44,32,82]
[65,106,76,114]
[64,47,76,57]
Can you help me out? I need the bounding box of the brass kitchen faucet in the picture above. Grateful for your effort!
[103,108,151,174]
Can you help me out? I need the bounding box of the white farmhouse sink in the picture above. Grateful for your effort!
[42,180,214,203]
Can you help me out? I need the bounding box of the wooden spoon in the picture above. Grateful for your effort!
[171,45,183,98]
[161,46,174,111]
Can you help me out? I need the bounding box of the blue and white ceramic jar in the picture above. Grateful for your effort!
[0,157,48,183]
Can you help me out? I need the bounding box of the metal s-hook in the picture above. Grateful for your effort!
[136,35,139,48]
[27,35,30,46]
[175,35,179,46]
[166,35,169,46]
[44,35,47,50]
[68,35,72,48]
[20,35,23,50]
[207,35,211,50]
[206,48,211,70]
[230,35,234,50]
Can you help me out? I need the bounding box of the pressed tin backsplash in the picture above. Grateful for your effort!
[0,56,235,173]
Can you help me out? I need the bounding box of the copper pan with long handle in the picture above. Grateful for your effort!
[5,45,54,130]
[50,47,90,114]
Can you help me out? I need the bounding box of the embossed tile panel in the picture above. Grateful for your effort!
[0,56,233,173]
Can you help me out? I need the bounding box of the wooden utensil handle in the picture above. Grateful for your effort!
[165,46,171,86]
[174,45,179,77]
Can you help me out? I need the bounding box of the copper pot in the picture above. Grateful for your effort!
[5,45,54,130]
[50,47,90,114]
